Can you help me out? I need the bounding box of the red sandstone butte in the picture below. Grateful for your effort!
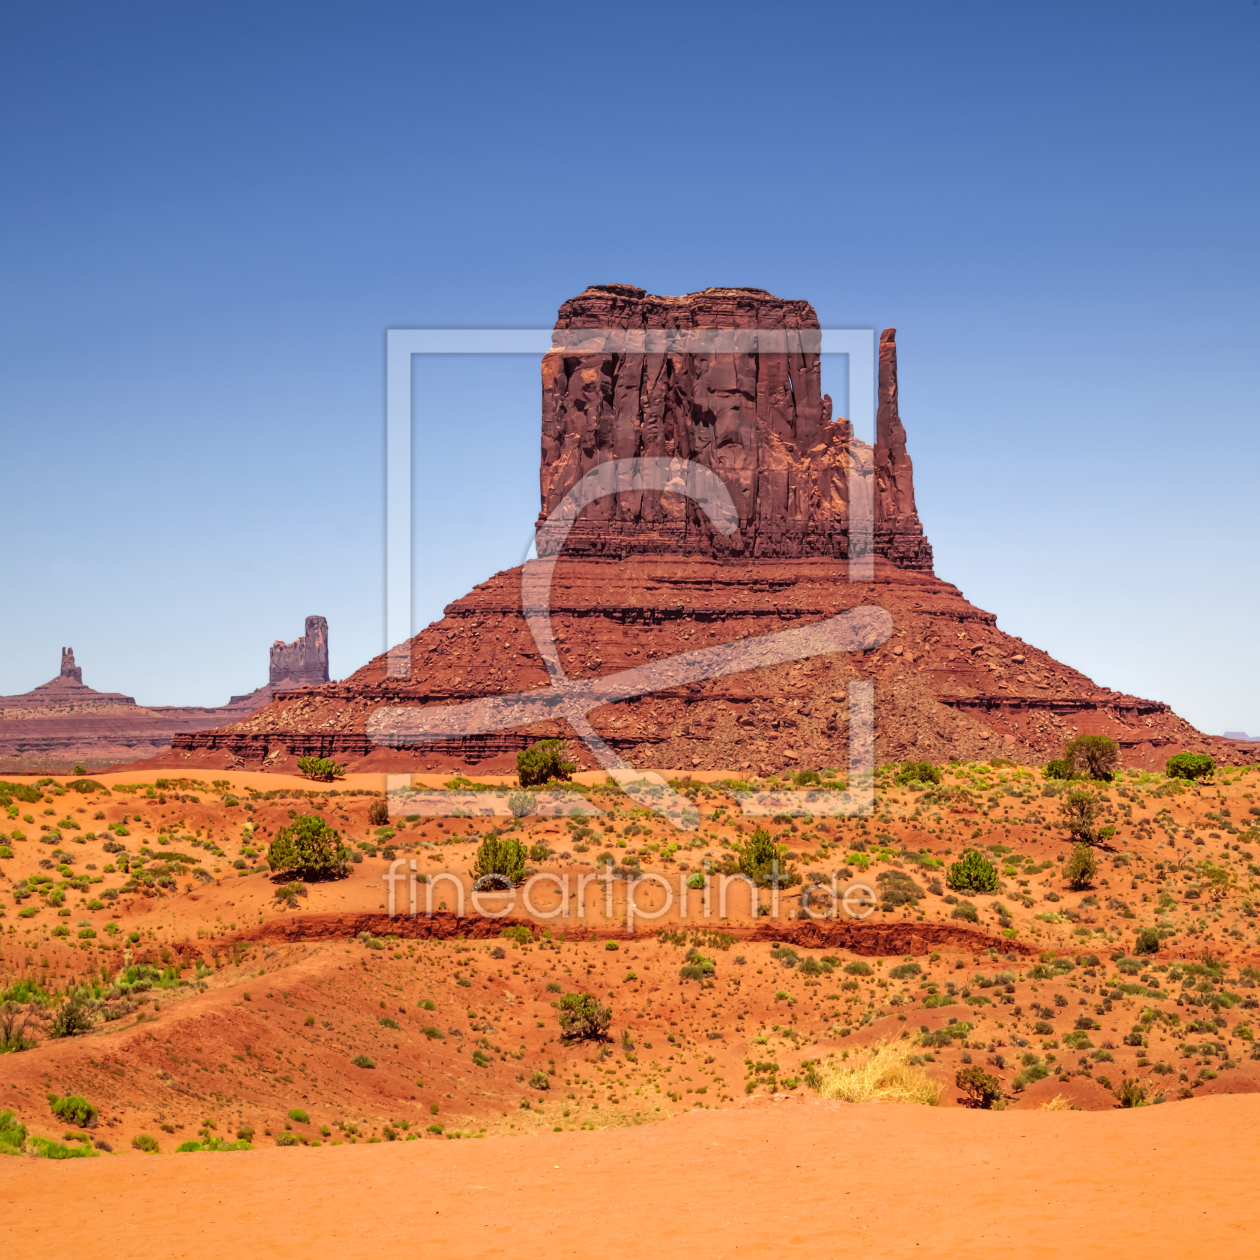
[157,285,1241,776]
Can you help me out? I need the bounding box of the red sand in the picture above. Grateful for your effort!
[4,1093,1257,1258]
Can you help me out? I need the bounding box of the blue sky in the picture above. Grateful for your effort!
[1,1,1257,736]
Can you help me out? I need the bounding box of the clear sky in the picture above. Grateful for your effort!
[1,1,1257,737]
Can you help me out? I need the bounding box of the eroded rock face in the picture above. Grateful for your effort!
[270,616,329,688]
[539,285,933,569]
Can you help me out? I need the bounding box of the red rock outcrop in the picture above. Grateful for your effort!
[539,285,932,569]
[158,286,1240,776]
[269,615,329,688]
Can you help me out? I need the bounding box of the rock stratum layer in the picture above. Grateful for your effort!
[157,285,1242,776]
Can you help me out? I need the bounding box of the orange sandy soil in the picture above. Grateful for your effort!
[1,764,1259,1192]
[5,1094,1260,1259]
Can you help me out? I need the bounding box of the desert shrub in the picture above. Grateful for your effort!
[1063,735,1119,781]
[1013,1061,1050,1090]
[275,880,309,908]
[48,1094,97,1128]
[1166,753,1214,781]
[1043,759,1074,780]
[288,1108,309,1124]
[351,1053,376,1068]
[889,962,922,980]
[472,833,528,885]
[1064,843,1098,890]
[844,961,873,976]
[946,849,998,894]
[267,815,349,880]
[131,1133,160,1153]
[732,828,800,888]
[686,871,705,890]
[919,1021,972,1048]
[528,1068,550,1090]
[0,1000,41,1053]
[274,1131,301,1146]
[896,762,941,786]
[368,798,389,826]
[809,1039,941,1105]
[557,992,612,1041]
[680,948,716,981]
[0,1110,26,1153]
[951,900,979,923]
[296,756,346,782]
[1114,1077,1147,1108]
[1059,790,1102,845]
[49,990,93,1039]
[500,924,533,945]
[517,739,575,787]
[508,791,536,818]
[878,870,925,908]
[65,779,107,794]
[1134,927,1161,956]
[956,1065,1003,1108]
[421,1026,444,1040]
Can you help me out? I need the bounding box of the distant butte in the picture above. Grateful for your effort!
[0,619,330,774]
[162,286,1244,775]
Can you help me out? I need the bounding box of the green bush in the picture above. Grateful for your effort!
[48,1094,97,1128]
[528,1069,550,1090]
[131,1133,160,1153]
[889,962,922,980]
[473,834,528,885]
[1043,759,1074,780]
[896,761,941,786]
[951,900,979,923]
[1059,790,1102,845]
[288,1108,309,1124]
[878,870,925,908]
[508,791,536,818]
[0,1110,26,1153]
[679,948,715,981]
[0,781,42,804]
[956,1065,1002,1108]
[1063,842,1098,890]
[517,739,575,788]
[732,828,800,888]
[1133,927,1161,956]
[844,961,872,976]
[296,756,346,782]
[368,798,389,826]
[49,990,94,1039]
[1114,1077,1147,1108]
[1063,735,1119,781]
[557,992,612,1041]
[1166,753,1214,781]
[267,815,350,880]
[946,849,998,894]
[65,779,108,795]
[274,1131,301,1146]
[351,1054,375,1068]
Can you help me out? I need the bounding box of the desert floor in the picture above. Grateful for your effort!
[5,1092,1259,1259]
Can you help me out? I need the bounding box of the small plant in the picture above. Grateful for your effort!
[1063,842,1098,890]
[131,1133,160,1153]
[473,834,528,885]
[368,798,390,826]
[946,849,999,894]
[49,989,94,1039]
[528,1068,550,1090]
[896,762,941,786]
[732,828,800,888]
[1114,1077,1147,1108]
[351,1054,376,1069]
[267,815,350,880]
[516,739,575,788]
[1059,790,1102,845]
[288,1108,309,1124]
[508,791,536,818]
[296,756,346,782]
[1044,759,1074,780]
[48,1093,97,1128]
[1133,927,1161,956]
[808,1040,941,1106]
[1063,735,1119,781]
[557,992,612,1041]
[1166,752,1214,781]
[956,1065,1003,1109]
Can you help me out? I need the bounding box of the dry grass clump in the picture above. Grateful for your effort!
[1039,1094,1075,1112]
[808,1040,942,1107]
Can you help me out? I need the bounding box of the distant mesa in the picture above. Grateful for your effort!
[0,616,330,774]
[159,284,1240,777]
[1224,731,1259,742]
